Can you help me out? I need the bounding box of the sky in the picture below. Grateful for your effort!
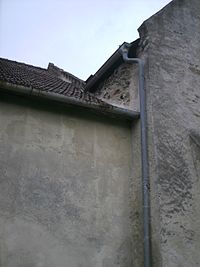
[0,0,172,80]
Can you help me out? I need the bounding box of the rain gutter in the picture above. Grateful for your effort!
[0,81,139,120]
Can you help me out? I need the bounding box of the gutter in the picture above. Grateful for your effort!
[85,43,125,91]
[85,39,139,92]
[0,81,139,120]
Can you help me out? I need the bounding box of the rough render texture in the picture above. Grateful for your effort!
[94,63,139,111]
[0,95,143,267]
[138,0,200,266]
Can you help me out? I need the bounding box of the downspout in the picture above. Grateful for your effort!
[120,44,151,267]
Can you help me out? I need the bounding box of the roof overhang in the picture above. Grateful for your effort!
[0,80,139,121]
[85,38,140,92]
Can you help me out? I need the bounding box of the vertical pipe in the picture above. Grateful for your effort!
[121,50,151,267]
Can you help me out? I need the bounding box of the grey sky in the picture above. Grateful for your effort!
[0,0,171,80]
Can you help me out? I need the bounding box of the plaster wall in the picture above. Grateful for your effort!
[139,0,200,265]
[0,95,142,267]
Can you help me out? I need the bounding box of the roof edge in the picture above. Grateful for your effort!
[0,80,139,120]
[48,62,85,84]
[0,57,47,71]
[85,39,140,92]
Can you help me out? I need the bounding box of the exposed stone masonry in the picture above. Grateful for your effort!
[94,63,139,111]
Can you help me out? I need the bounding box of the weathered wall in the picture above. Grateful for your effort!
[0,94,142,267]
[94,63,139,111]
[139,0,200,266]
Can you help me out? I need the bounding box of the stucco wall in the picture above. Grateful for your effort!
[139,0,200,266]
[0,94,142,267]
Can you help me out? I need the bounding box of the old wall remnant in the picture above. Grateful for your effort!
[138,0,200,266]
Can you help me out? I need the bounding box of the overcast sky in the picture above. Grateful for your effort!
[0,0,171,80]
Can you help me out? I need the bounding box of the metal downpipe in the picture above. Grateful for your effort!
[120,47,151,267]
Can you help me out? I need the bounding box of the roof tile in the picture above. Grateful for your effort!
[0,57,103,105]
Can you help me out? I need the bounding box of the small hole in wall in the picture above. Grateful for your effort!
[113,89,120,96]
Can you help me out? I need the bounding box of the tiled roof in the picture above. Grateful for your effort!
[0,57,102,104]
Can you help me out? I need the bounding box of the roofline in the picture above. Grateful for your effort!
[0,57,84,84]
[0,57,47,71]
[47,62,85,83]
[85,39,140,92]
[0,81,139,120]
[138,0,174,33]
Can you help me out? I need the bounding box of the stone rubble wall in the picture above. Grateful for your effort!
[94,63,139,112]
